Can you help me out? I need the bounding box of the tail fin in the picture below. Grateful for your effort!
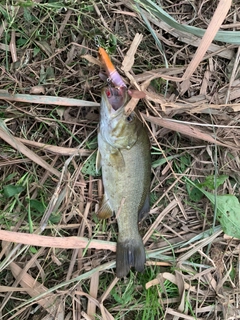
[116,238,146,278]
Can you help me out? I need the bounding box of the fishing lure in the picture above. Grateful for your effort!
[98,47,126,88]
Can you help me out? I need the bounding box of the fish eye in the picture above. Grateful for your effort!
[126,114,134,122]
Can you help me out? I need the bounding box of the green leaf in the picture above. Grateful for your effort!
[107,34,117,54]
[151,154,179,168]
[186,179,201,201]
[179,155,191,171]
[199,189,240,239]
[2,185,25,198]
[49,212,61,224]
[82,152,100,176]
[18,0,35,8]
[199,175,228,190]
[16,37,28,47]
[86,136,98,150]
[29,199,45,214]
[4,173,18,183]
[189,187,203,202]
[23,7,33,21]
[33,46,41,57]
[29,246,37,254]
[0,6,8,20]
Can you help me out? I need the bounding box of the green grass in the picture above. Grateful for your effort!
[108,267,176,320]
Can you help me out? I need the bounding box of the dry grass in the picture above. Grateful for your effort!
[0,0,240,319]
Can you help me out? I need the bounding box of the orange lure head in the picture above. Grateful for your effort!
[98,47,126,88]
[98,47,116,75]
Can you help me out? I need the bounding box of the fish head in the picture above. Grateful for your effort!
[100,87,141,149]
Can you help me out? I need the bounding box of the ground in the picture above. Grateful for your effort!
[0,0,240,319]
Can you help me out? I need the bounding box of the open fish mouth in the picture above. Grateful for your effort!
[105,86,127,111]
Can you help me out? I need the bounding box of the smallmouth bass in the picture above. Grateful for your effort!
[97,87,151,278]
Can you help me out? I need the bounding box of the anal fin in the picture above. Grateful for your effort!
[97,194,113,219]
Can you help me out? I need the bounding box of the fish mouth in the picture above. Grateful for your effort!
[104,87,127,111]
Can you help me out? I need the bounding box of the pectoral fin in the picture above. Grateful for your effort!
[96,149,102,173]
[97,194,113,219]
[109,148,125,171]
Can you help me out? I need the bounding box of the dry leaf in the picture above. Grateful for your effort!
[121,33,143,73]
[134,67,185,84]
[30,85,45,94]
[0,90,99,107]
[10,262,64,320]
[16,137,91,156]
[124,97,139,115]
[0,123,61,178]
[128,89,146,99]
[87,272,99,319]
[175,271,185,312]
[142,114,234,148]
[0,229,116,251]
[180,0,232,93]
[145,278,159,289]
[82,54,102,67]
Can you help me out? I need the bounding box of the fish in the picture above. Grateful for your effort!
[97,86,151,278]
[98,47,126,88]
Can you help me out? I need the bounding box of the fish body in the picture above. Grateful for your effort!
[97,87,151,278]
[98,47,126,88]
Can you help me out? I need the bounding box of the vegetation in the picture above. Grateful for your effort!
[0,0,240,319]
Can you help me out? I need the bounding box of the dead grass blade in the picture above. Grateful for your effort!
[98,278,118,320]
[0,121,61,177]
[121,33,144,114]
[81,311,94,320]
[122,33,143,73]
[9,261,64,320]
[9,30,17,63]
[134,67,185,83]
[165,308,204,320]
[0,90,99,107]
[153,19,234,61]
[180,0,232,92]
[225,46,240,104]
[124,96,140,116]
[125,1,234,60]
[87,272,99,319]
[6,261,116,320]
[178,229,223,262]
[143,199,178,244]
[0,286,35,293]
[142,114,237,148]
[0,229,116,251]
[76,290,114,320]
[1,239,64,319]
[99,277,119,304]
[82,54,102,67]
[16,137,91,156]
[135,0,240,44]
